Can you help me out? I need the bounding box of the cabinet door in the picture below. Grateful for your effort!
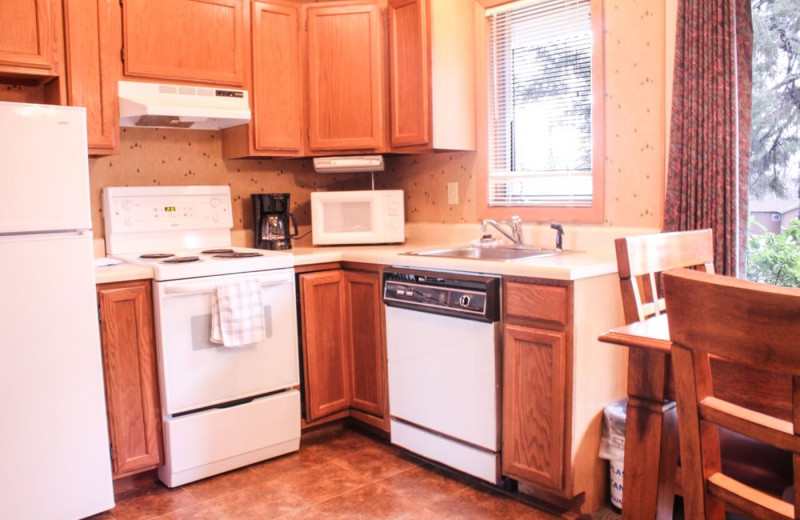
[0,0,58,77]
[502,324,567,492]
[97,280,162,478]
[305,3,386,152]
[122,0,246,86]
[388,0,429,148]
[343,269,386,421]
[63,0,119,155]
[299,270,351,421]
[252,0,303,154]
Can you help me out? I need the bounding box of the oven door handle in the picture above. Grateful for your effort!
[163,278,291,296]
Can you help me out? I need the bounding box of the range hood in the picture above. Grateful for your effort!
[313,155,384,173]
[118,81,251,130]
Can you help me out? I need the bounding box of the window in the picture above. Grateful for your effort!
[484,0,604,222]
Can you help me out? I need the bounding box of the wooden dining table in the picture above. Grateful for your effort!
[598,314,791,520]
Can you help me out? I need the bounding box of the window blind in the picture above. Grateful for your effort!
[487,0,593,207]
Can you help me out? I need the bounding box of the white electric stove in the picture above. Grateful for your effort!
[104,185,301,487]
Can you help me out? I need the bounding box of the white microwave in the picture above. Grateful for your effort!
[310,190,405,245]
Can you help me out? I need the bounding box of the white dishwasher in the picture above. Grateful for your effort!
[383,267,502,484]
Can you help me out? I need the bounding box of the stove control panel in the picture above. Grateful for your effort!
[104,186,232,233]
[103,186,234,254]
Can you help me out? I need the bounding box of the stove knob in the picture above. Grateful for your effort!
[459,295,471,308]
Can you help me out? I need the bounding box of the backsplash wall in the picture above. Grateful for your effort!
[88,1,671,241]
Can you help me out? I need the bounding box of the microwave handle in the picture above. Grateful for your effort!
[163,277,291,296]
[289,213,298,238]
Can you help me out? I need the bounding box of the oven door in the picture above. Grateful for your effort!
[153,268,299,415]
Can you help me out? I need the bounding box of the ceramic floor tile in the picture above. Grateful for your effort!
[204,480,309,520]
[111,483,199,520]
[148,503,215,520]
[380,464,472,506]
[330,444,420,481]
[270,458,373,504]
[313,481,419,520]
[181,465,263,501]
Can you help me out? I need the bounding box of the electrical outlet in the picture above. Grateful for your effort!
[447,182,459,205]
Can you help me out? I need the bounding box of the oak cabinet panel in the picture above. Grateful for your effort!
[344,269,386,420]
[305,3,386,152]
[502,324,567,491]
[0,0,59,78]
[96,280,162,478]
[122,0,247,86]
[223,0,303,158]
[299,270,351,421]
[387,0,475,152]
[298,266,388,431]
[63,0,119,154]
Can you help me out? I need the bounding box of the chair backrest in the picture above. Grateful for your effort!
[663,268,800,520]
[615,229,715,324]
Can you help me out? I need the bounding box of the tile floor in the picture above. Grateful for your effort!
[89,427,619,520]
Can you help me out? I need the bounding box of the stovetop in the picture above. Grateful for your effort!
[113,246,293,281]
[103,186,294,281]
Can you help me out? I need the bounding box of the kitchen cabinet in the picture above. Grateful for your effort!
[0,0,61,80]
[62,0,120,154]
[298,268,351,421]
[501,275,627,515]
[96,280,163,479]
[387,0,475,151]
[223,0,386,158]
[223,0,304,158]
[304,2,387,153]
[297,264,388,431]
[343,267,387,429]
[121,0,247,87]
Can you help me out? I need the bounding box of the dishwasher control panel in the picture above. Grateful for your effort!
[383,267,500,322]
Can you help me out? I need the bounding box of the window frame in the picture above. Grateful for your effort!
[478,0,606,224]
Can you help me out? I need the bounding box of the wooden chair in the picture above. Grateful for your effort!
[615,229,715,324]
[663,268,800,519]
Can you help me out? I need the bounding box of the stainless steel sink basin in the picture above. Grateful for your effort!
[402,246,562,262]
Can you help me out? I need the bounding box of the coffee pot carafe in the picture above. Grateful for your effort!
[252,193,298,250]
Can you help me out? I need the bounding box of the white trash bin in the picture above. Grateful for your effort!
[599,398,627,510]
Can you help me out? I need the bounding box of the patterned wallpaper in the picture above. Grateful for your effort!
[88,1,670,240]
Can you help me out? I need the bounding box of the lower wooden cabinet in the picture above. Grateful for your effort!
[501,275,627,514]
[96,279,163,478]
[297,264,388,431]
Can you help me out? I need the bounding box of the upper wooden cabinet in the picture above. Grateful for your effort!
[63,0,120,155]
[223,0,304,158]
[224,0,387,158]
[388,0,475,152]
[121,0,247,87]
[0,0,60,79]
[304,2,387,153]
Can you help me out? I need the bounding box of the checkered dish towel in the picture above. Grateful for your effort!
[210,278,266,347]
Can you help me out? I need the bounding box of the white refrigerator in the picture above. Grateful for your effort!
[0,102,115,518]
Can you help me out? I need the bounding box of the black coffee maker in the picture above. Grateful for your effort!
[252,193,298,250]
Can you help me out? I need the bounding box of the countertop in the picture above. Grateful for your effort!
[93,223,655,284]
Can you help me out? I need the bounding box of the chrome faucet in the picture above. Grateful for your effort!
[481,216,524,246]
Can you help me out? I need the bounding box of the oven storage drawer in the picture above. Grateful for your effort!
[158,390,300,487]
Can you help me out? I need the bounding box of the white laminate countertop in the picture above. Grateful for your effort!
[93,223,656,284]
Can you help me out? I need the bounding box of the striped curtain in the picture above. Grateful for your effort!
[664,0,753,276]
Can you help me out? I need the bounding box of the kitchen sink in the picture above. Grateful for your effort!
[402,245,563,262]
